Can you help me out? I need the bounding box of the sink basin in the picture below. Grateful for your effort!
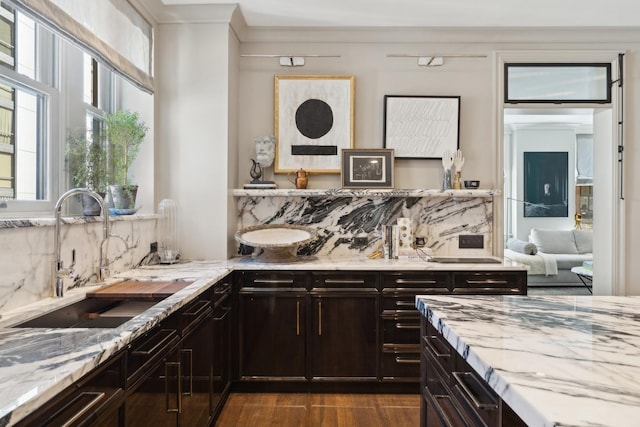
[11,297,162,328]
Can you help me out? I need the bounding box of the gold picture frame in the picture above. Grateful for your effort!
[274,75,355,174]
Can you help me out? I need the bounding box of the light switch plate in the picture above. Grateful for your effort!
[459,235,483,249]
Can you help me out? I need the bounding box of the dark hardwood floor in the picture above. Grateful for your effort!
[215,393,420,426]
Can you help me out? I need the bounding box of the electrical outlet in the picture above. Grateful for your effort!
[150,242,158,252]
[459,235,483,249]
[354,235,368,246]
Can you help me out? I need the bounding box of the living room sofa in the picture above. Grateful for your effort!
[504,228,593,286]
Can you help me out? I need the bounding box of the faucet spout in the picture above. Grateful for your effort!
[54,188,110,297]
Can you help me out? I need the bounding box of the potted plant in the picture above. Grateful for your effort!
[65,129,108,215]
[106,110,147,211]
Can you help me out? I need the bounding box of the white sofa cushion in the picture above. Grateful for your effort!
[572,230,593,254]
[529,229,578,254]
[553,253,593,270]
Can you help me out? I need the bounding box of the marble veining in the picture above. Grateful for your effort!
[235,189,496,258]
[0,258,524,425]
[416,295,640,427]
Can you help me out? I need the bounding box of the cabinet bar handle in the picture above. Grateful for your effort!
[296,300,300,336]
[395,279,437,285]
[131,329,176,357]
[395,301,416,307]
[318,301,322,336]
[452,371,498,410]
[165,361,182,413]
[466,280,508,285]
[60,392,105,427]
[324,279,366,284]
[254,279,294,284]
[395,322,420,329]
[182,349,193,396]
[213,307,231,321]
[395,356,420,364]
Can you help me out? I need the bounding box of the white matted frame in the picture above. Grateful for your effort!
[341,148,394,189]
[383,95,460,159]
[275,75,355,174]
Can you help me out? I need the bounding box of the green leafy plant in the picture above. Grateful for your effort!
[65,129,108,193]
[106,110,147,187]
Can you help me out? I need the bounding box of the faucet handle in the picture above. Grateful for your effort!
[99,265,110,281]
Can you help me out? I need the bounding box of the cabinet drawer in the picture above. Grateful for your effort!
[240,271,307,288]
[180,298,213,337]
[382,272,451,290]
[382,316,421,344]
[452,272,525,295]
[451,371,499,426]
[382,290,445,310]
[312,272,379,289]
[422,386,469,427]
[382,344,420,379]
[126,328,180,387]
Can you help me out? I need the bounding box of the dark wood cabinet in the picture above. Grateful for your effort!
[381,272,450,381]
[238,272,307,380]
[420,316,527,426]
[212,280,232,418]
[310,272,379,380]
[16,352,125,427]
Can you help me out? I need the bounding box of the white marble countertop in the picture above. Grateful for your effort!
[416,295,640,427]
[0,256,525,425]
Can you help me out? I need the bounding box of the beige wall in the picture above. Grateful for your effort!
[149,6,640,294]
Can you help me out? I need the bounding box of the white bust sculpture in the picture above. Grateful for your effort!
[255,135,276,168]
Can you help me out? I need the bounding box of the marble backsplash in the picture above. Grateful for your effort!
[0,215,157,314]
[234,189,496,258]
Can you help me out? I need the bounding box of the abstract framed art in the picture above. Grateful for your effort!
[383,95,460,159]
[274,75,355,174]
[341,148,394,189]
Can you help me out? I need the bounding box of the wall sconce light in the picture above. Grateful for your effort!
[279,56,305,67]
[417,56,444,67]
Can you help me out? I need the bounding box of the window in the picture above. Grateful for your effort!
[505,63,612,103]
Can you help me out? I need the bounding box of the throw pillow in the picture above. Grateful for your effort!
[572,229,593,254]
[506,238,538,255]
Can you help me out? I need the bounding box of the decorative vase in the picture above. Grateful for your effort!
[109,184,138,210]
[81,192,106,216]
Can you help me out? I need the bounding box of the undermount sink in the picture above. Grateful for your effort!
[11,297,162,329]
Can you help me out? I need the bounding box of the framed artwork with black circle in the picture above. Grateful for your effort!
[341,148,394,189]
[274,75,354,174]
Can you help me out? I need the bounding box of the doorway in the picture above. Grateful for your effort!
[497,52,623,296]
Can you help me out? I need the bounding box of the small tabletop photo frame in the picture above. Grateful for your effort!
[341,148,394,188]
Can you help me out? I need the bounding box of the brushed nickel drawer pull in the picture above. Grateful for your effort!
[318,301,322,336]
[466,280,508,285]
[60,392,105,427]
[296,300,300,336]
[181,349,193,396]
[395,322,420,329]
[253,279,294,284]
[395,356,420,364]
[165,361,182,413]
[324,279,366,284]
[452,371,498,410]
[395,301,415,307]
[395,279,437,285]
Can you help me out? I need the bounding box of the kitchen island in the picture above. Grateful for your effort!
[416,295,640,426]
[0,256,525,425]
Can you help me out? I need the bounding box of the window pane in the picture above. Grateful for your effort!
[0,4,13,68]
[505,64,611,103]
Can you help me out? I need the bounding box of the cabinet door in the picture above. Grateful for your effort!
[125,345,181,426]
[180,311,214,427]
[212,292,231,417]
[239,291,306,379]
[310,292,378,379]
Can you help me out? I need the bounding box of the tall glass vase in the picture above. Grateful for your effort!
[158,199,178,263]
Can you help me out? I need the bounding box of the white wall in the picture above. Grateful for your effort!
[155,22,235,260]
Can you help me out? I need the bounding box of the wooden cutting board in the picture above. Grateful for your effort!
[87,280,194,299]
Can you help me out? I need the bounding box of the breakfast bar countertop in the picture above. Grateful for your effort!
[0,256,526,425]
[416,294,640,427]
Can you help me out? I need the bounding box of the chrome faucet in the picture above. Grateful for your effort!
[54,188,110,297]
